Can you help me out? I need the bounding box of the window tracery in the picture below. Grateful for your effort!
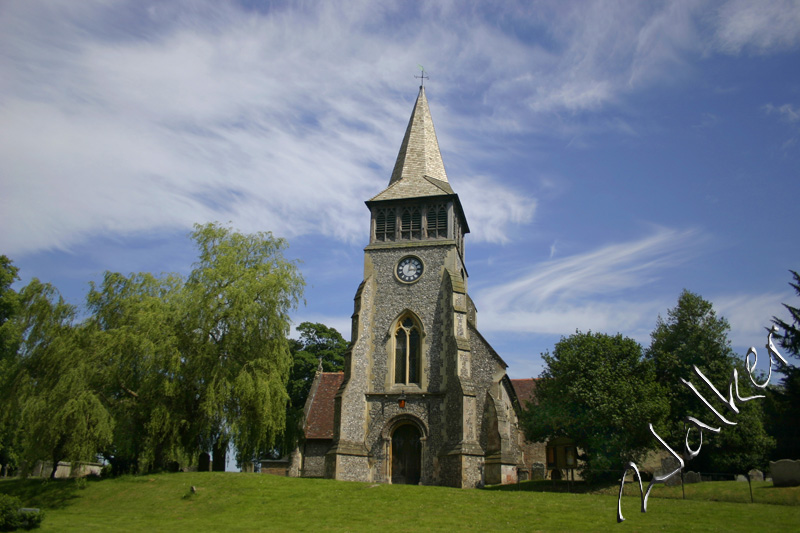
[375,208,396,241]
[401,208,422,240]
[373,203,453,243]
[425,204,447,239]
[394,315,421,385]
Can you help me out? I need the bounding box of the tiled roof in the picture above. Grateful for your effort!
[370,86,451,202]
[511,378,538,407]
[369,175,453,202]
[303,372,344,440]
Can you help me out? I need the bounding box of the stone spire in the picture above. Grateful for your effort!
[388,86,448,186]
[369,86,454,202]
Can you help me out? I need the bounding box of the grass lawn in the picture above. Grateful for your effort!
[1,472,799,532]
[489,478,800,506]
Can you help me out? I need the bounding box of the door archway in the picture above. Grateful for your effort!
[391,424,421,485]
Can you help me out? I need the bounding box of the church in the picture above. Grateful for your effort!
[293,85,543,488]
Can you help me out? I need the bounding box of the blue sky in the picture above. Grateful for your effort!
[2,0,799,380]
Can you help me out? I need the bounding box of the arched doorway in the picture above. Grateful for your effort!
[391,424,421,485]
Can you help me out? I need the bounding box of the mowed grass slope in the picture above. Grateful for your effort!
[2,472,800,532]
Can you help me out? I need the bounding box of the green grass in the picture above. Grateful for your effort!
[1,473,799,532]
[490,478,800,506]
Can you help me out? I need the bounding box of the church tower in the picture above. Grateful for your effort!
[325,86,522,488]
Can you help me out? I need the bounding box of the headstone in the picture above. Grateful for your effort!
[530,462,546,480]
[684,471,701,484]
[287,448,302,477]
[748,469,764,482]
[198,452,211,472]
[661,457,682,486]
[770,459,800,487]
[736,474,747,482]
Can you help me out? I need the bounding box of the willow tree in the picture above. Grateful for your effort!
[13,280,113,478]
[86,271,189,474]
[0,256,22,476]
[182,223,304,469]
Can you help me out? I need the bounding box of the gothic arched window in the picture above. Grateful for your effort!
[394,315,421,385]
[375,208,396,241]
[426,204,447,239]
[401,208,422,240]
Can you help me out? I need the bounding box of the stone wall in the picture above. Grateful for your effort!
[31,461,102,478]
[260,459,290,476]
[329,233,521,488]
[302,440,331,477]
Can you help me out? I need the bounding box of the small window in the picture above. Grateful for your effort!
[394,315,421,385]
[401,208,421,240]
[426,205,447,239]
[376,208,396,241]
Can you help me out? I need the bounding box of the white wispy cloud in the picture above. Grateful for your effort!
[713,0,800,55]
[715,292,794,353]
[3,0,800,258]
[474,227,706,340]
[763,103,800,123]
[456,175,536,243]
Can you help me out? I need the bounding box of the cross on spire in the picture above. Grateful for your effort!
[415,65,428,87]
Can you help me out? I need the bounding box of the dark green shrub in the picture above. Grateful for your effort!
[0,494,44,531]
[0,494,22,531]
[16,509,43,531]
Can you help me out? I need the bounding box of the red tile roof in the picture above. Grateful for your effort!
[511,378,538,407]
[303,372,344,440]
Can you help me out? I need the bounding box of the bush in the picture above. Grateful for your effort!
[0,494,44,531]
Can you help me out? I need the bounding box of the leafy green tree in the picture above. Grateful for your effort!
[181,223,304,470]
[86,271,190,474]
[765,270,800,460]
[279,322,347,455]
[0,256,20,361]
[646,290,773,473]
[523,331,668,483]
[288,322,347,410]
[773,270,800,357]
[12,280,113,478]
[0,256,22,476]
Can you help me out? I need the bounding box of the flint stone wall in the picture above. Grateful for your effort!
[302,440,331,477]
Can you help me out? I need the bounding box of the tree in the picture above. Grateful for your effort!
[646,290,773,473]
[0,256,21,476]
[765,270,800,460]
[773,270,800,357]
[523,331,668,483]
[181,222,304,470]
[12,280,113,478]
[86,271,190,474]
[279,322,347,456]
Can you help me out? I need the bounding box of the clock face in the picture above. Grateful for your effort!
[396,256,424,283]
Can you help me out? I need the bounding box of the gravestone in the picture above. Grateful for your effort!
[660,457,682,486]
[748,469,764,482]
[198,452,211,472]
[684,471,701,484]
[736,474,747,482]
[770,459,800,487]
[530,462,546,480]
